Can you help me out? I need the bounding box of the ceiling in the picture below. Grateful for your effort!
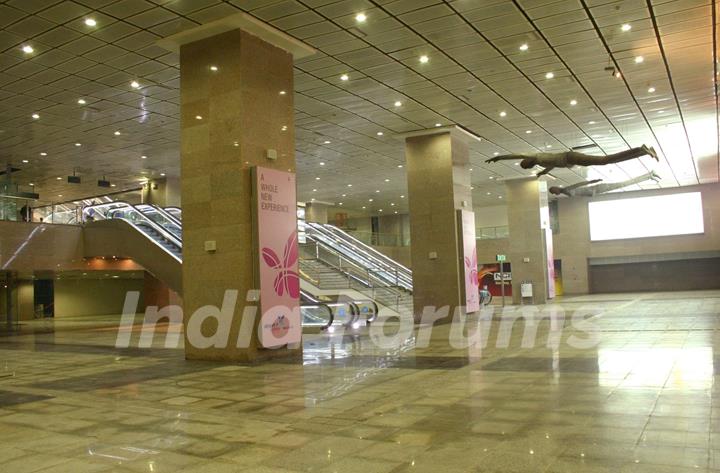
[0,0,717,216]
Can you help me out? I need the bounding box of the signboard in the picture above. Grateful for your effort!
[493,272,512,282]
[252,166,301,348]
[496,254,506,262]
[459,209,480,313]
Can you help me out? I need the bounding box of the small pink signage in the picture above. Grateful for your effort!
[254,166,301,348]
[460,209,480,313]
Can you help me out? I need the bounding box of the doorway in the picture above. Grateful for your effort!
[33,279,54,318]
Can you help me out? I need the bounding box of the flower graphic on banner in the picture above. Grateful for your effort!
[465,247,479,287]
[261,231,300,298]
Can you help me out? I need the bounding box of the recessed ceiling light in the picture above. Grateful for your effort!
[40,152,47,156]
[519,43,529,51]
[487,192,491,195]
[397,164,403,168]
[545,72,555,79]
[499,111,507,117]
[340,74,349,81]
[514,162,520,165]
[342,194,346,197]
[84,18,97,27]
[489,176,495,179]
[394,101,402,107]
[347,184,352,187]
[570,99,577,106]
[634,56,644,64]
[339,202,343,206]
[77,98,86,105]
[400,195,405,198]
[29,183,34,186]
[546,144,552,149]
[323,140,331,144]
[379,209,383,212]
[369,198,373,202]
[657,110,664,114]
[210,65,218,72]
[195,115,202,120]
[375,190,380,193]
[319,162,325,166]
[130,80,140,89]
[648,86,656,93]
[114,130,121,135]
[621,24,632,32]
[58,194,62,198]
[525,130,532,134]
[281,125,287,131]
[141,155,147,159]
[75,143,81,146]
[498,196,503,199]
[279,90,286,95]
[493,152,500,156]
[615,71,622,79]
[384,178,390,182]
[22,159,28,163]
[22,45,34,54]
[355,13,367,22]
[390,203,395,206]
[311,198,315,202]
[315,177,320,180]
[377,131,384,136]
[160,173,166,177]
[111,184,116,187]
[31,113,39,119]
[362,206,366,209]
[419,55,429,64]
[56,177,62,180]
[588,120,596,125]
[312,188,317,192]
[435,123,442,127]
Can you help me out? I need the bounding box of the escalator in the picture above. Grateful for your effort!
[82,202,377,329]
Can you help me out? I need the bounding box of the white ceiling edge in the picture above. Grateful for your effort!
[395,125,483,145]
[156,11,316,60]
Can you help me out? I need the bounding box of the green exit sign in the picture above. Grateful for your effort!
[496,254,506,262]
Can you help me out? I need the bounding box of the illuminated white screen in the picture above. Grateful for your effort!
[589,192,704,241]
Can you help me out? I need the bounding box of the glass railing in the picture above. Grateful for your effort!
[477,225,509,240]
[345,230,410,247]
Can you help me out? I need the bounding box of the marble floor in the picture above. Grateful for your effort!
[0,290,719,472]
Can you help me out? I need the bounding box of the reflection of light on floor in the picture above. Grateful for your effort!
[598,347,713,388]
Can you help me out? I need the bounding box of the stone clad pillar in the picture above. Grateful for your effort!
[305,202,328,224]
[159,15,314,362]
[505,177,555,304]
[143,177,181,207]
[404,127,477,322]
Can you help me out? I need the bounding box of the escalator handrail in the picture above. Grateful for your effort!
[83,201,184,256]
[306,238,407,293]
[301,303,334,330]
[142,204,183,227]
[135,204,183,238]
[306,225,413,289]
[310,222,412,276]
[307,236,413,292]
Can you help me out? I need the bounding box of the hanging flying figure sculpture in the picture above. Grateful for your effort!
[485,145,658,176]
[549,171,662,197]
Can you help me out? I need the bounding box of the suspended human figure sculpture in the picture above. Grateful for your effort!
[485,145,658,176]
[549,171,661,197]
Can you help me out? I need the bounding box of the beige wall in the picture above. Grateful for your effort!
[54,278,145,318]
[474,205,508,229]
[474,183,720,295]
[555,182,720,294]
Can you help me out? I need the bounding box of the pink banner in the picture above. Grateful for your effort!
[460,209,480,313]
[253,166,301,348]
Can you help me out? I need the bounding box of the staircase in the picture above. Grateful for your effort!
[300,258,413,314]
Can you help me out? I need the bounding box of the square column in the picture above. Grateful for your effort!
[404,127,476,322]
[161,15,314,362]
[505,177,555,304]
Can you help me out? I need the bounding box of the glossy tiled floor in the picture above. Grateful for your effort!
[0,291,719,472]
